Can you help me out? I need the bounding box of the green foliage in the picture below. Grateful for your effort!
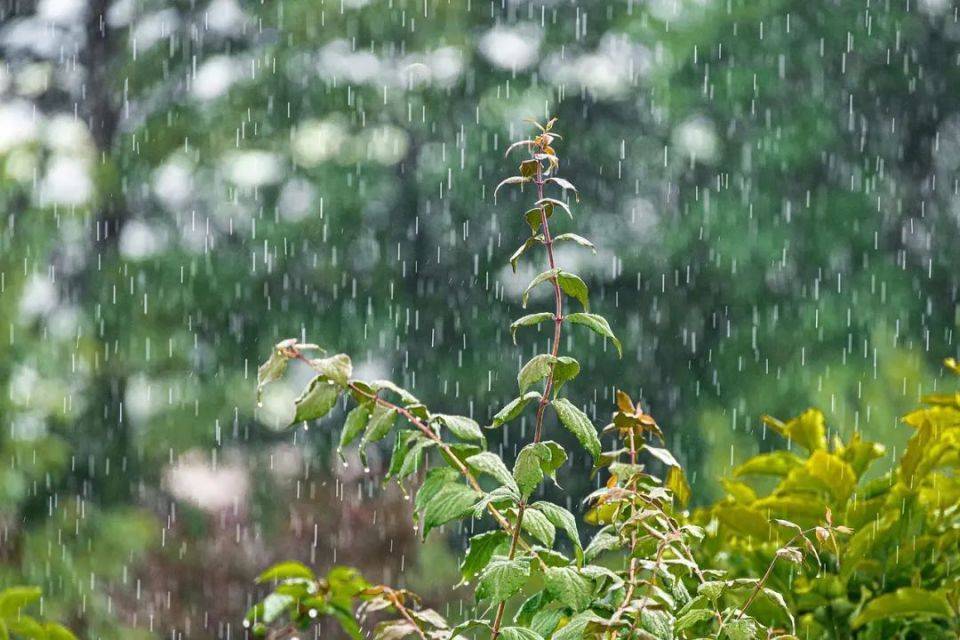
[248,122,811,639]
[698,362,960,638]
[0,586,77,640]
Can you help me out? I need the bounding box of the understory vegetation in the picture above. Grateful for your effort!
[248,122,960,640]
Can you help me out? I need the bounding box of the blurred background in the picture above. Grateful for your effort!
[1,0,959,637]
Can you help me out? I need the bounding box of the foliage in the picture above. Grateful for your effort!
[0,586,78,639]
[250,121,836,639]
[697,360,960,638]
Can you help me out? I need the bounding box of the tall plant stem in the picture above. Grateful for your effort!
[491,147,567,640]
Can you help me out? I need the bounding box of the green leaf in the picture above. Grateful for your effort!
[0,620,8,640]
[0,587,41,617]
[360,404,397,448]
[514,442,568,499]
[466,452,519,492]
[256,343,291,403]
[510,313,554,343]
[494,175,531,198]
[292,376,341,423]
[551,357,580,393]
[532,502,581,560]
[433,414,485,444]
[370,379,420,405]
[420,482,481,539]
[500,628,545,640]
[536,197,572,219]
[639,609,674,640]
[509,237,542,272]
[310,353,352,387]
[7,616,44,638]
[762,408,827,452]
[556,272,589,310]
[522,269,560,308]
[552,612,606,640]
[472,485,521,519]
[723,617,759,640]
[851,587,953,628]
[385,431,421,481]
[44,623,79,640]
[338,402,372,460]
[520,507,556,547]
[732,450,804,477]
[551,398,601,462]
[544,566,594,611]
[524,204,553,235]
[517,355,579,394]
[644,445,680,469]
[674,608,715,632]
[566,312,621,357]
[256,561,315,583]
[547,177,578,196]
[415,467,460,512]
[490,392,541,428]
[261,593,296,623]
[553,232,594,251]
[477,557,530,602]
[460,531,509,583]
[396,438,434,481]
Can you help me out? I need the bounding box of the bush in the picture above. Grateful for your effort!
[697,359,960,639]
[248,121,854,639]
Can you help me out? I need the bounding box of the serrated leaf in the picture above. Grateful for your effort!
[432,413,484,444]
[460,531,509,582]
[520,507,555,547]
[532,502,581,560]
[415,467,460,512]
[724,617,759,640]
[495,175,531,198]
[553,232,594,250]
[514,441,568,499]
[544,566,594,611]
[358,404,398,466]
[556,272,589,310]
[256,342,292,403]
[552,612,606,640]
[420,483,481,539]
[490,392,541,428]
[551,398,601,462]
[566,312,621,357]
[510,313,554,343]
[467,452,518,492]
[338,402,372,460]
[500,628,545,640]
[292,376,341,424]
[477,557,530,602]
[310,353,352,387]
[472,484,521,519]
[255,561,315,583]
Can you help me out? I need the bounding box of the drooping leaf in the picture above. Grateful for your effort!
[566,312,621,357]
[733,451,805,477]
[460,531,509,583]
[0,587,41,617]
[547,177,579,198]
[358,404,398,466]
[256,340,294,403]
[476,557,530,602]
[544,566,594,611]
[522,269,560,308]
[420,482,481,539]
[509,236,542,272]
[518,354,555,393]
[552,232,594,250]
[415,468,460,513]
[510,313,554,343]
[433,414,485,444]
[292,376,341,423]
[499,628,545,640]
[490,392,541,428]
[494,175,531,198]
[524,203,554,235]
[338,402,372,459]
[536,197,572,218]
[723,617,759,640]
[551,398,601,462]
[556,272,589,310]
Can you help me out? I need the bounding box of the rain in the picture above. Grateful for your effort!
[0,0,958,638]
